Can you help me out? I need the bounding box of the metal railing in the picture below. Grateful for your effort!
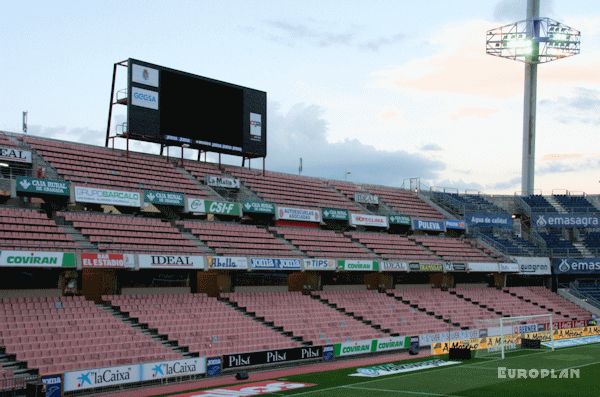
[567,282,600,309]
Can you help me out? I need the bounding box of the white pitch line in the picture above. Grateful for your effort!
[343,385,467,397]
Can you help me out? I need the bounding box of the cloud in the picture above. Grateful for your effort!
[540,87,600,124]
[266,102,445,185]
[487,176,521,190]
[538,157,600,175]
[247,19,404,52]
[25,102,445,188]
[420,143,443,152]
[448,107,498,120]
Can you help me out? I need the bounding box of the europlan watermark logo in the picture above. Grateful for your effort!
[498,367,580,379]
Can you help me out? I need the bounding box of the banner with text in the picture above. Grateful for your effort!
[350,213,389,228]
[354,192,379,205]
[242,201,275,215]
[409,263,444,272]
[276,206,321,222]
[207,256,248,270]
[143,190,184,206]
[16,177,70,196]
[321,207,349,221]
[75,186,141,207]
[64,364,141,392]
[464,211,513,229]
[411,219,446,232]
[222,346,323,369]
[468,262,499,272]
[250,258,302,270]
[205,175,241,189]
[303,259,337,271]
[0,147,31,163]
[533,213,600,229]
[552,258,600,274]
[337,260,378,271]
[185,198,242,217]
[513,256,551,275]
[140,358,206,381]
[388,215,411,226]
[138,255,205,270]
[81,253,135,268]
[0,251,76,268]
[380,261,409,272]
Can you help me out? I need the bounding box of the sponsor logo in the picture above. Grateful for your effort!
[250,113,262,140]
[139,255,204,269]
[0,251,76,268]
[145,359,203,379]
[131,87,159,110]
[208,256,248,269]
[389,214,411,225]
[350,213,389,228]
[465,212,512,228]
[303,259,336,270]
[75,186,141,207]
[301,347,321,359]
[534,213,600,228]
[554,258,600,274]
[498,367,580,379]
[381,261,409,271]
[74,367,132,389]
[350,359,460,378]
[412,219,446,232]
[243,201,275,214]
[322,207,349,221]
[250,258,302,270]
[81,253,134,268]
[354,192,379,205]
[176,381,314,397]
[228,354,251,368]
[206,357,222,377]
[0,147,32,163]
[338,260,378,271]
[445,219,466,230]
[144,190,184,206]
[131,63,159,87]
[16,177,70,196]
[277,206,321,222]
[206,175,241,189]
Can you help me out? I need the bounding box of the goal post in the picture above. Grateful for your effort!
[475,313,554,360]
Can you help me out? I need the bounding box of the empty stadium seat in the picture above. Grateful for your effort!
[346,231,439,261]
[104,293,299,357]
[273,227,374,258]
[59,211,202,254]
[24,136,212,197]
[412,236,502,262]
[225,291,386,344]
[0,208,81,252]
[179,220,296,257]
[0,296,180,374]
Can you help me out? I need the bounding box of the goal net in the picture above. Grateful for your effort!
[474,314,554,360]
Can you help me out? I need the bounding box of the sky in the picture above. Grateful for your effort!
[1,0,599,194]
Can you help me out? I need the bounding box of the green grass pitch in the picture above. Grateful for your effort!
[268,343,600,396]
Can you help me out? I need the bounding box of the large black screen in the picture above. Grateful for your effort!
[126,59,266,158]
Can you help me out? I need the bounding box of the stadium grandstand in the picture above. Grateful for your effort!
[0,128,599,395]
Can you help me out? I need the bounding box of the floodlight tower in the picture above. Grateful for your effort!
[486,0,580,195]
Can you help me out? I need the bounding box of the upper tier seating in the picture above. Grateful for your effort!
[179,221,296,257]
[412,236,501,262]
[181,160,226,184]
[0,208,81,251]
[506,286,590,320]
[522,195,555,212]
[573,280,600,302]
[225,291,386,344]
[391,288,495,329]
[538,231,578,255]
[315,290,451,335]
[272,227,373,259]
[346,232,439,261]
[0,132,13,146]
[225,167,360,211]
[59,211,202,254]
[582,232,600,249]
[361,185,444,219]
[479,231,539,256]
[452,287,571,320]
[553,195,598,213]
[0,295,180,374]
[24,136,210,196]
[431,192,505,215]
[105,294,299,356]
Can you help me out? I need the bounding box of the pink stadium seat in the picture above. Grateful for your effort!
[272,227,374,259]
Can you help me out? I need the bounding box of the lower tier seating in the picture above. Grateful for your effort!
[224,291,386,345]
[0,296,180,374]
[105,293,300,357]
[315,289,453,335]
